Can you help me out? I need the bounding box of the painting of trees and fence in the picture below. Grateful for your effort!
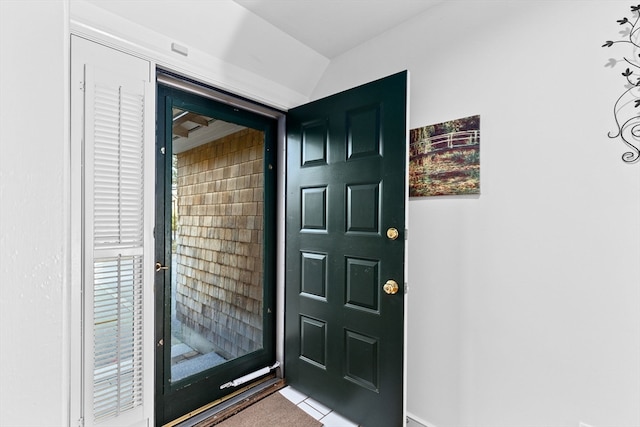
[409,115,480,197]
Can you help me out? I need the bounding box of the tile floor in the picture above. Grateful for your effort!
[278,386,359,427]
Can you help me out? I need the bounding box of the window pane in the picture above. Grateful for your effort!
[170,109,265,382]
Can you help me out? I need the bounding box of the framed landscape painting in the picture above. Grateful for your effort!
[409,115,480,197]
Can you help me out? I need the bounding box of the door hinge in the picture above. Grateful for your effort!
[405,228,408,240]
[79,80,85,92]
[77,417,84,427]
[404,282,409,294]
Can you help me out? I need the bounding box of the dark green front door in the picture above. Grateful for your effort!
[285,71,407,427]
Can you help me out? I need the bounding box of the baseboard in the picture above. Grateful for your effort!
[406,412,438,427]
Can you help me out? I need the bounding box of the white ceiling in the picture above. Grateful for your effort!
[232,0,442,58]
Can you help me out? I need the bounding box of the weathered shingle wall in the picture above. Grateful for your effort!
[175,128,264,359]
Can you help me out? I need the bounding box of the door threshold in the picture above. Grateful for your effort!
[165,375,285,427]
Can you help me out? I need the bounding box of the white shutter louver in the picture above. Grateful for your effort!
[92,256,144,422]
[85,67,148,426]
[93,85,145,249]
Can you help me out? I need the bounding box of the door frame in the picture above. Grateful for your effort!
[155,71,408,425]
[69,16,408,426]
[155,73,288,374]
[154,72,287,425]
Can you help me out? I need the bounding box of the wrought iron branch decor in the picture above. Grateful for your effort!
[602,4,640,163]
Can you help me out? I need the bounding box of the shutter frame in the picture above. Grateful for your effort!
[82,57,153,427]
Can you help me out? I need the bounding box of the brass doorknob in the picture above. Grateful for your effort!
[386,227,399,240]
[383,280,399,295]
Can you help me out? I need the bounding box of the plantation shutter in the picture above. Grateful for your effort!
[75,37,154,427]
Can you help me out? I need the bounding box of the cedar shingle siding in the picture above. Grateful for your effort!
[175,128,264,358]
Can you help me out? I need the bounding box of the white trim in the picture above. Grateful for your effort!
[62,1,73,426]
[142,54,157,427]
[69,33,85,427]
[403,70,411,427]
[406,412,438,427]
[69,1,312,111]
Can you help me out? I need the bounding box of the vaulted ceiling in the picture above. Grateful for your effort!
[232,0,442,59]
[84,0,442,60]
[80,0,442,105]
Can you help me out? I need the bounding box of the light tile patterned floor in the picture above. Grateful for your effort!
[279,386,359,427]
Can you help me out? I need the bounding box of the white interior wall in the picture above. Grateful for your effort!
[312,2,640,426]
[0,1,69,426]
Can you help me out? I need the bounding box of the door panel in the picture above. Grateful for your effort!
[285,71,407,427]
[156,84,277,426]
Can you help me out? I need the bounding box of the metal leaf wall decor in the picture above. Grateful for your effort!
[602,4,640,163]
